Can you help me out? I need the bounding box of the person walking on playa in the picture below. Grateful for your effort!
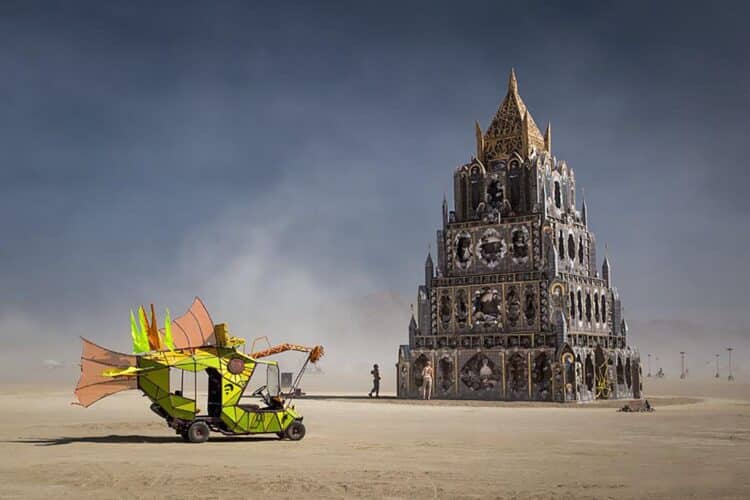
[368,364,381,398]
[421,360,433,400]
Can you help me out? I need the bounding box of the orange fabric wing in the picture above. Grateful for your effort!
[167,297,216,350]
[73,338,137,407]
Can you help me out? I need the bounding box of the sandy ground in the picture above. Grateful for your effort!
[1,379,748,499]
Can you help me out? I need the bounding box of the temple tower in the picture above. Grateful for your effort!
[397,70,641,401]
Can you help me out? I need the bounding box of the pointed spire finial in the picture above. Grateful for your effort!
[508,67,519,94]
[475,120,484,160]
[602,244,611,287]
[544,122,552,153]
[581,188,588,227]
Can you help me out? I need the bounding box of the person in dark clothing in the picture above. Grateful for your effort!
[368,364,381,398]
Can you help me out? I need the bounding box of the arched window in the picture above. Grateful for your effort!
[569,291,576,320]
[558,231,564,258]
[585,354,594,391]
[578,235,584,265]
[459,173,468,219]
[585,292,592,322]
[594,292,600,322]
[576,290,583,321]
[601,294,607,324]
[508,161,522,213]
[567,234,575,261]
[617,357,625,384]
[469,166,483,216]
[554,181,561,209]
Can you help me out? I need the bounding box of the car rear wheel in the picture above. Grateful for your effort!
[187,421,210,443]
[285,421,305,441]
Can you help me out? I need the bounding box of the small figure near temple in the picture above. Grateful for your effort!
[368,364,381,398]
[421,361,433,400]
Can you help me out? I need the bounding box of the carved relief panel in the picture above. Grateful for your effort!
[471,287,503,331]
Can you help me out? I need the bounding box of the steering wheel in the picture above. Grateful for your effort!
[250,385,269,404]
[250,385,267,397]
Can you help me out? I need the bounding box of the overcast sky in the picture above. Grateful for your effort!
[1,1,748,382]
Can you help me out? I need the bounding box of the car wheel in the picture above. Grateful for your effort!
[187,421,210,443]
[285,421,305,441]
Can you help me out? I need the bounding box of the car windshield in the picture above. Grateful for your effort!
[267,364,280,397]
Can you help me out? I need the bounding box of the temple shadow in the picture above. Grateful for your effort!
[300,395,397,400]
[9,435,282,446]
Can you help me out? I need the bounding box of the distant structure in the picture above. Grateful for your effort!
[680,352,686,379]
[397,70,642,401]
[727,348,734,381]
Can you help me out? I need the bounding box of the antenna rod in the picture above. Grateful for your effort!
[680,351,686,380]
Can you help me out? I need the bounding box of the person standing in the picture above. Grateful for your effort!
[368,364,381,398]
[421,360,433,400]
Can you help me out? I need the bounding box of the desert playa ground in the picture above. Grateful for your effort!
[1,379,748,499]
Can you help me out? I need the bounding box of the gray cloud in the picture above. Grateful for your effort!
[1,1,748,385]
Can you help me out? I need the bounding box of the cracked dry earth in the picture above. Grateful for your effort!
[1,380,749,499]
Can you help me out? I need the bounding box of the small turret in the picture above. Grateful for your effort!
[408,307,418,346]
[425,251,434,289]
[442,194,448,227]
[475,121,484,163]
[548,231,559,277]
[581,196,588,227]
[555,309,568,345]
[602,255,611,287]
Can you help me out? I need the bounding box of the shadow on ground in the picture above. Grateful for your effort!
[8,435,281,446]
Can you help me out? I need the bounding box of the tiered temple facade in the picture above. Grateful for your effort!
[397,70,641,402]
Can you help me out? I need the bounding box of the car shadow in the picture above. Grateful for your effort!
[8,435,283,446]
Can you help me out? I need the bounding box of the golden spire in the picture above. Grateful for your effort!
[475,120,484,162]
[508,67,519,94]
[482,68,545,162]
[522,111,530,154]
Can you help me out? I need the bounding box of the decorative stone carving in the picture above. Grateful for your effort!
[460,353,500,391]
[454,231,473,270]
[524,285,537,326]
[437,354,455,393]
[486,177,504,210]
[455,289,469,328]
[511,226,529,263]
[506,286,521,327]
[472,287,502,327]
[475,228,506,269]
[532,352,552,400]
[439,292,452,329]
[507,352,528,399]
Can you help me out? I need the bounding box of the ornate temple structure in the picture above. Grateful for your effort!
[397,70,641,402]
